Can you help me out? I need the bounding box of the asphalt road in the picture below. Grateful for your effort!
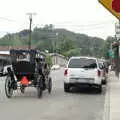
[0,68,106,120]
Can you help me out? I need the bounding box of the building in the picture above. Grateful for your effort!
[0,45,36,51]
[49,53,68,67]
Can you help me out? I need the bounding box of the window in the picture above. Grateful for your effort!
[68,58,97,68]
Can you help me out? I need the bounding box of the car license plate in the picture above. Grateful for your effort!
[70,78,88,83]
[78,79,88,83]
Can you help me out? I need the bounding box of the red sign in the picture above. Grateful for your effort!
[99,0,120,20]
[112,0,120,13]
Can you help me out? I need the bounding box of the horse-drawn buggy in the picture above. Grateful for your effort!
[5,49,52,98]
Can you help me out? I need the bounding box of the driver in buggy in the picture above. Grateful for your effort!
[36,55,50,90]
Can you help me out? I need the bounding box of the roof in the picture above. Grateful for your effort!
[0,45,36,51]
[69,56,97,60]
[0,51,10,57]
[0,51,9,55]
[49,53,66,59]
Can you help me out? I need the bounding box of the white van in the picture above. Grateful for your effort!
[64,57,102,93]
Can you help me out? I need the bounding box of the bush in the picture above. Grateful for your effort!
[45,55,52,67]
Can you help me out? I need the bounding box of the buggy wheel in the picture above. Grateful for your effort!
[5,75,13,98]
[37,75,43,98]
[48,77,52,94]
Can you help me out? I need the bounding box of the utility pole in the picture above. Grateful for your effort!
[55,32,58,64]
[26,13,36,49]
[114,20,120,77]
[118,20,120,78]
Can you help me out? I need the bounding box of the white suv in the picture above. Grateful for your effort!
[64,57,102,93]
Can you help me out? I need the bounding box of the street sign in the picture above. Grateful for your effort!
[99,0,120,20]
[108,49,114,58]
[112,0,120,13]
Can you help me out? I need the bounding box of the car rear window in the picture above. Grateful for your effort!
[68,58,97,68]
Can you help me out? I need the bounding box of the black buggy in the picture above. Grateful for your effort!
[5,49,52,98]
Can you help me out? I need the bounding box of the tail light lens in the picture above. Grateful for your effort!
[97,70,101,77]
[64,69,68,76]
[20,76,29,85]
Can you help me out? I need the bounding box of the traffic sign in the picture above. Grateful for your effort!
[108,49,114,58]
[99,0,120,20]
[112,0,120,13]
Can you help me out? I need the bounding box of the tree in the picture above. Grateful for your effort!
[63,48,81,58]
[37,40,53,53]
[104,36,116,59]
[43,24,54,31]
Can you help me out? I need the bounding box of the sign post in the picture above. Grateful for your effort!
[98,0,120,77]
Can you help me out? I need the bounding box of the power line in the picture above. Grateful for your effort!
[41,20,116,26]
[0,17,28,25]
[0,16,116,28]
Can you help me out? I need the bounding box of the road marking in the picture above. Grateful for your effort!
[102,74,111,120]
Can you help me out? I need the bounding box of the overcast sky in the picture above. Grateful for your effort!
[0,0,118,39]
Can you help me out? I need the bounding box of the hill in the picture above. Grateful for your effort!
[0,24,109,58]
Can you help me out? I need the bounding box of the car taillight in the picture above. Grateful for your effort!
[97,70,101,77]
[64,69,68,76]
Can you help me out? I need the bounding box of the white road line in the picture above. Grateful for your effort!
[102,73,111,120]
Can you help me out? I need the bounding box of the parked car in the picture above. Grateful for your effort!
[51,64,60,70]
[64,56,102,93]
[0,59,12,76]
[0,66,4,76]
[98,60,108,85]
[2,65,12,75]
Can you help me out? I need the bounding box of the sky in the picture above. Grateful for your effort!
[0,0,118,39]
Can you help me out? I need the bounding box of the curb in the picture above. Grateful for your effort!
[102,75,110,120]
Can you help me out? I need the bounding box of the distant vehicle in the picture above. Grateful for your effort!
[2,65,12,75]
[0,59,12,76]
[0,66,3,76]
[98,62,106,84]
[64,56,102,93]
[98,60,108,85]
[0,51,11,76]
[51,64,60,70]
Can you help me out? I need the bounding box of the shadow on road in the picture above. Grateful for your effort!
[69,86,106,95]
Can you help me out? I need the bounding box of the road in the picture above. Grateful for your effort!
[0,68,106,120]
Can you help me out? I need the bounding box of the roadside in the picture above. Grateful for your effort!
[103,71,120,120]
[109,71,120,120]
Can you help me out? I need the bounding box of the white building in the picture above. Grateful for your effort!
[49,53,68,67]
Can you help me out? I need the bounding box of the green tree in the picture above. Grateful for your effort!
[63,48,81,58]
[45,55,52,67]
[104,36,116,59]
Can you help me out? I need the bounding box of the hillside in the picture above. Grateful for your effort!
[0,24,108,58]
